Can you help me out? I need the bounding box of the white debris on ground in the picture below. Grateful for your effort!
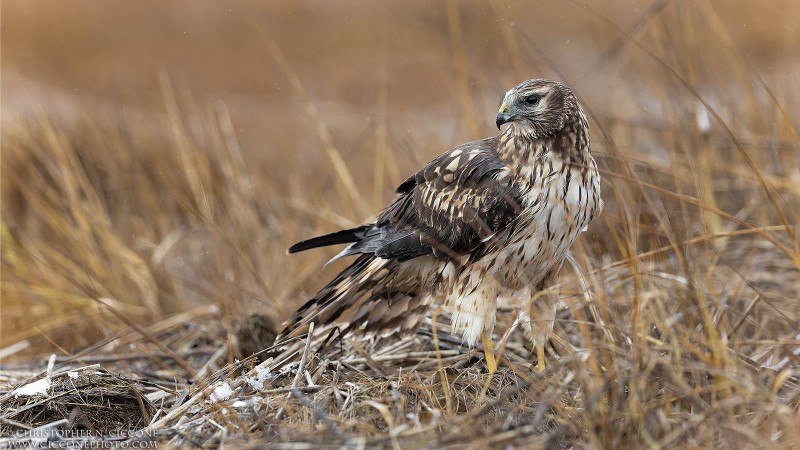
[210,381,233,402]
[245,365,271,391]
[11,378,51,398]
[232,398,260,409]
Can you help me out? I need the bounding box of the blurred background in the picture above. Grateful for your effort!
[2,0,799,359]
[4,0,798,168]
[5,1,799,143]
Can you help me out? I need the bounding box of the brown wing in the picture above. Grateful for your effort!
[356,138,525,261]
[288,137,526,263]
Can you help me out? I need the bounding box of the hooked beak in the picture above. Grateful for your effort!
[496,112,510,130]
[496,101,511,129]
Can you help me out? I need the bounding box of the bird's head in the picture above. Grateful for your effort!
[495,79,579,138]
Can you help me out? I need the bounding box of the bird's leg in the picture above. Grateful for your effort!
[481,332,498,373]
[524,264,562,373]
[529,292,557,373]
[536,344,546,373]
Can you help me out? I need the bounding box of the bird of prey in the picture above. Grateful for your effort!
[281,79,602,372]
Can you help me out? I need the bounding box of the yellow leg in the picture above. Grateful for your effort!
[536,344,546,373]
[482,332,498,373]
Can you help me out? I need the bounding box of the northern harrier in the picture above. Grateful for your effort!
[281,79,602,372]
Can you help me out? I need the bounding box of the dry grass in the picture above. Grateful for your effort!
[2,1,800,448]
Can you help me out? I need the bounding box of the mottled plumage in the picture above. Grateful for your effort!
[281,79,602,371]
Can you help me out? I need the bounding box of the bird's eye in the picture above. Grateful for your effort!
[524,94,541,105]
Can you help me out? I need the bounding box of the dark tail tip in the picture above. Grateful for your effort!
[287,225,370,254]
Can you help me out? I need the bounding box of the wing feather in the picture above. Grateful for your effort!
[287,137,526,263]
[374,137,525,260]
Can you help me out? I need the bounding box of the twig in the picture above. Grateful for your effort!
[431,307,453,416]
[339,350,461,365]
[290,387,347,441]
[276,322,314,420]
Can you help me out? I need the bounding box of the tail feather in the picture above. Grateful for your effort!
[287,225,371,254]
[278,254,385,342]
[278,252,436,364]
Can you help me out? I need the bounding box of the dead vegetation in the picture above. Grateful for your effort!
[1,362,155,437]
[2,1,800,448]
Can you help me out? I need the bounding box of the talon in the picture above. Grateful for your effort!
[482,332,498,373]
